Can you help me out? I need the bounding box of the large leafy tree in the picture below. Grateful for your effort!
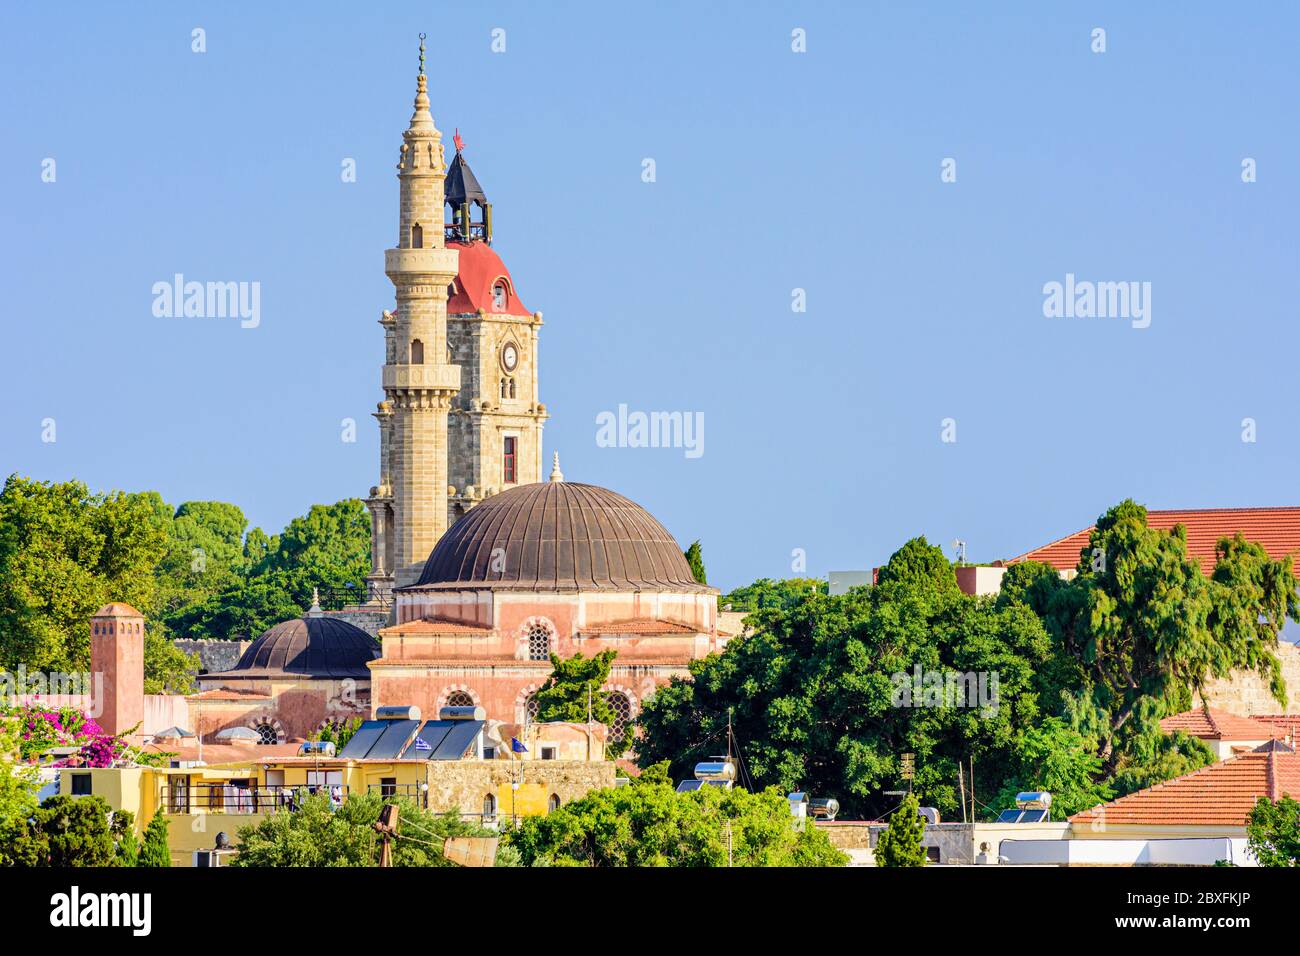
[1033,501,1294,770]
[990,717,1114,819]
[164,499,370,640]
[231,791,489,867]
[875,536,959,595]
[6,795,116,866]
[717,577,823,614]
[1246,795,1300,867]
[508,776,846,867]
[0,476,169,672]
[533,650,631,755]
[639,552,1054,820]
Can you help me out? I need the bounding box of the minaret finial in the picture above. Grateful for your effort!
[418,33,426,77]
[308,587,323,618]
[550,452,564,482]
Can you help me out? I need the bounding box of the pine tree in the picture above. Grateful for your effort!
[684,541,707,585]
[875,792,927,867]
[112,810,139,866]
[139,813,171,867]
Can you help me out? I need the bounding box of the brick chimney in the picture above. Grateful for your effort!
[90,603,145,737]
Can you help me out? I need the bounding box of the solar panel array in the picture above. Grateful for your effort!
[996,808,1050,823]
[337,718,485,761]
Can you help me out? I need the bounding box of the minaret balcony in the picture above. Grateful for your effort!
[383,364,461,391]
[385,247,459,278]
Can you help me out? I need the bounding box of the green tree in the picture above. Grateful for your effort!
[718,577,822,614]
[684,540,707,585]
[138,813,171,867]
[992,718,1114,819]
[0,712,39,866]
[875,536,958,595]
[231,791,488,867]
[0,476,169,672]
[874,792,926,867]
[532,650,632,755]
[1034,501,1294,770]
[112,810,139,866]
[1246,795,1300,867]
[508,780,846,867]
[11,795,116,866]
[638,576,1053,820]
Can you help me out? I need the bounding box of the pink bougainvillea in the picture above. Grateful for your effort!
[3,704,128,767]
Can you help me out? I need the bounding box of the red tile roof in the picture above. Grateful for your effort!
[1011,507,1300,574]
[580,619,698,635]
[1070,751,1300,826]
[1159,707,1286,741]
[378,618,494,637]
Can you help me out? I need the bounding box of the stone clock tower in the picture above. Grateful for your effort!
[366,38,546,604]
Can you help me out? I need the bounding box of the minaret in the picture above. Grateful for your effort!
[368,35,462,598]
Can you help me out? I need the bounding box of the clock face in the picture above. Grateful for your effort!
[502,343,519,372]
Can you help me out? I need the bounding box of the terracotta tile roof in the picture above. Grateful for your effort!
[378,618,495,637]
[1011,507,1300,574]
[1255,714,1300,741]
[579,619,698,635]
[188,688,273,701]
[1159,707,1285,741]
[1070,751,1300,826]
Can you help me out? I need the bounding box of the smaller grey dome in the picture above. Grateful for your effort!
[211,616,378,680]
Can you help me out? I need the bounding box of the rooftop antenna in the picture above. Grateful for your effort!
[952,539,966,564]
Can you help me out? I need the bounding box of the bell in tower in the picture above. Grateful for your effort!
[444,129,492,244]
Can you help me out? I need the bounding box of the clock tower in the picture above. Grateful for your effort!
[443,131,547,526]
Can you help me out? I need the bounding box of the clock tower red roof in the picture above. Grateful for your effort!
[447,240,532,317]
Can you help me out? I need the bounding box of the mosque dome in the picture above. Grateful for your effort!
[411,478,711,594]
[214,615,379,680]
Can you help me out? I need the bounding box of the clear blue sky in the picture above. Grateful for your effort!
[3,2,1298,592]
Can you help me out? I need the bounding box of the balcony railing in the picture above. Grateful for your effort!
[160,784,350,814]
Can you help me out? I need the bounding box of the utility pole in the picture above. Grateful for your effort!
[958,762,967,824]
[374,803,399,867]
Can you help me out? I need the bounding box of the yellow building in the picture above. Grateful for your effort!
[59,708,613,866]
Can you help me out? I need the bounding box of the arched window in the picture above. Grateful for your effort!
[548,793,561,813]
[254,721,279,746]
[446,690,474,708]
[527,623,551,661]
[492,281,507,310]
[607,692,632,741]
[525,694,539,723]
[500,377,509,399]
[483,793,497,819]
[411,223,424,248]
[508,378,516,399]
[411,339,424,364]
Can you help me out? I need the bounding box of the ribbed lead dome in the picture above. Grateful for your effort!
[412,482,711,593]
[215,616,379,679]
